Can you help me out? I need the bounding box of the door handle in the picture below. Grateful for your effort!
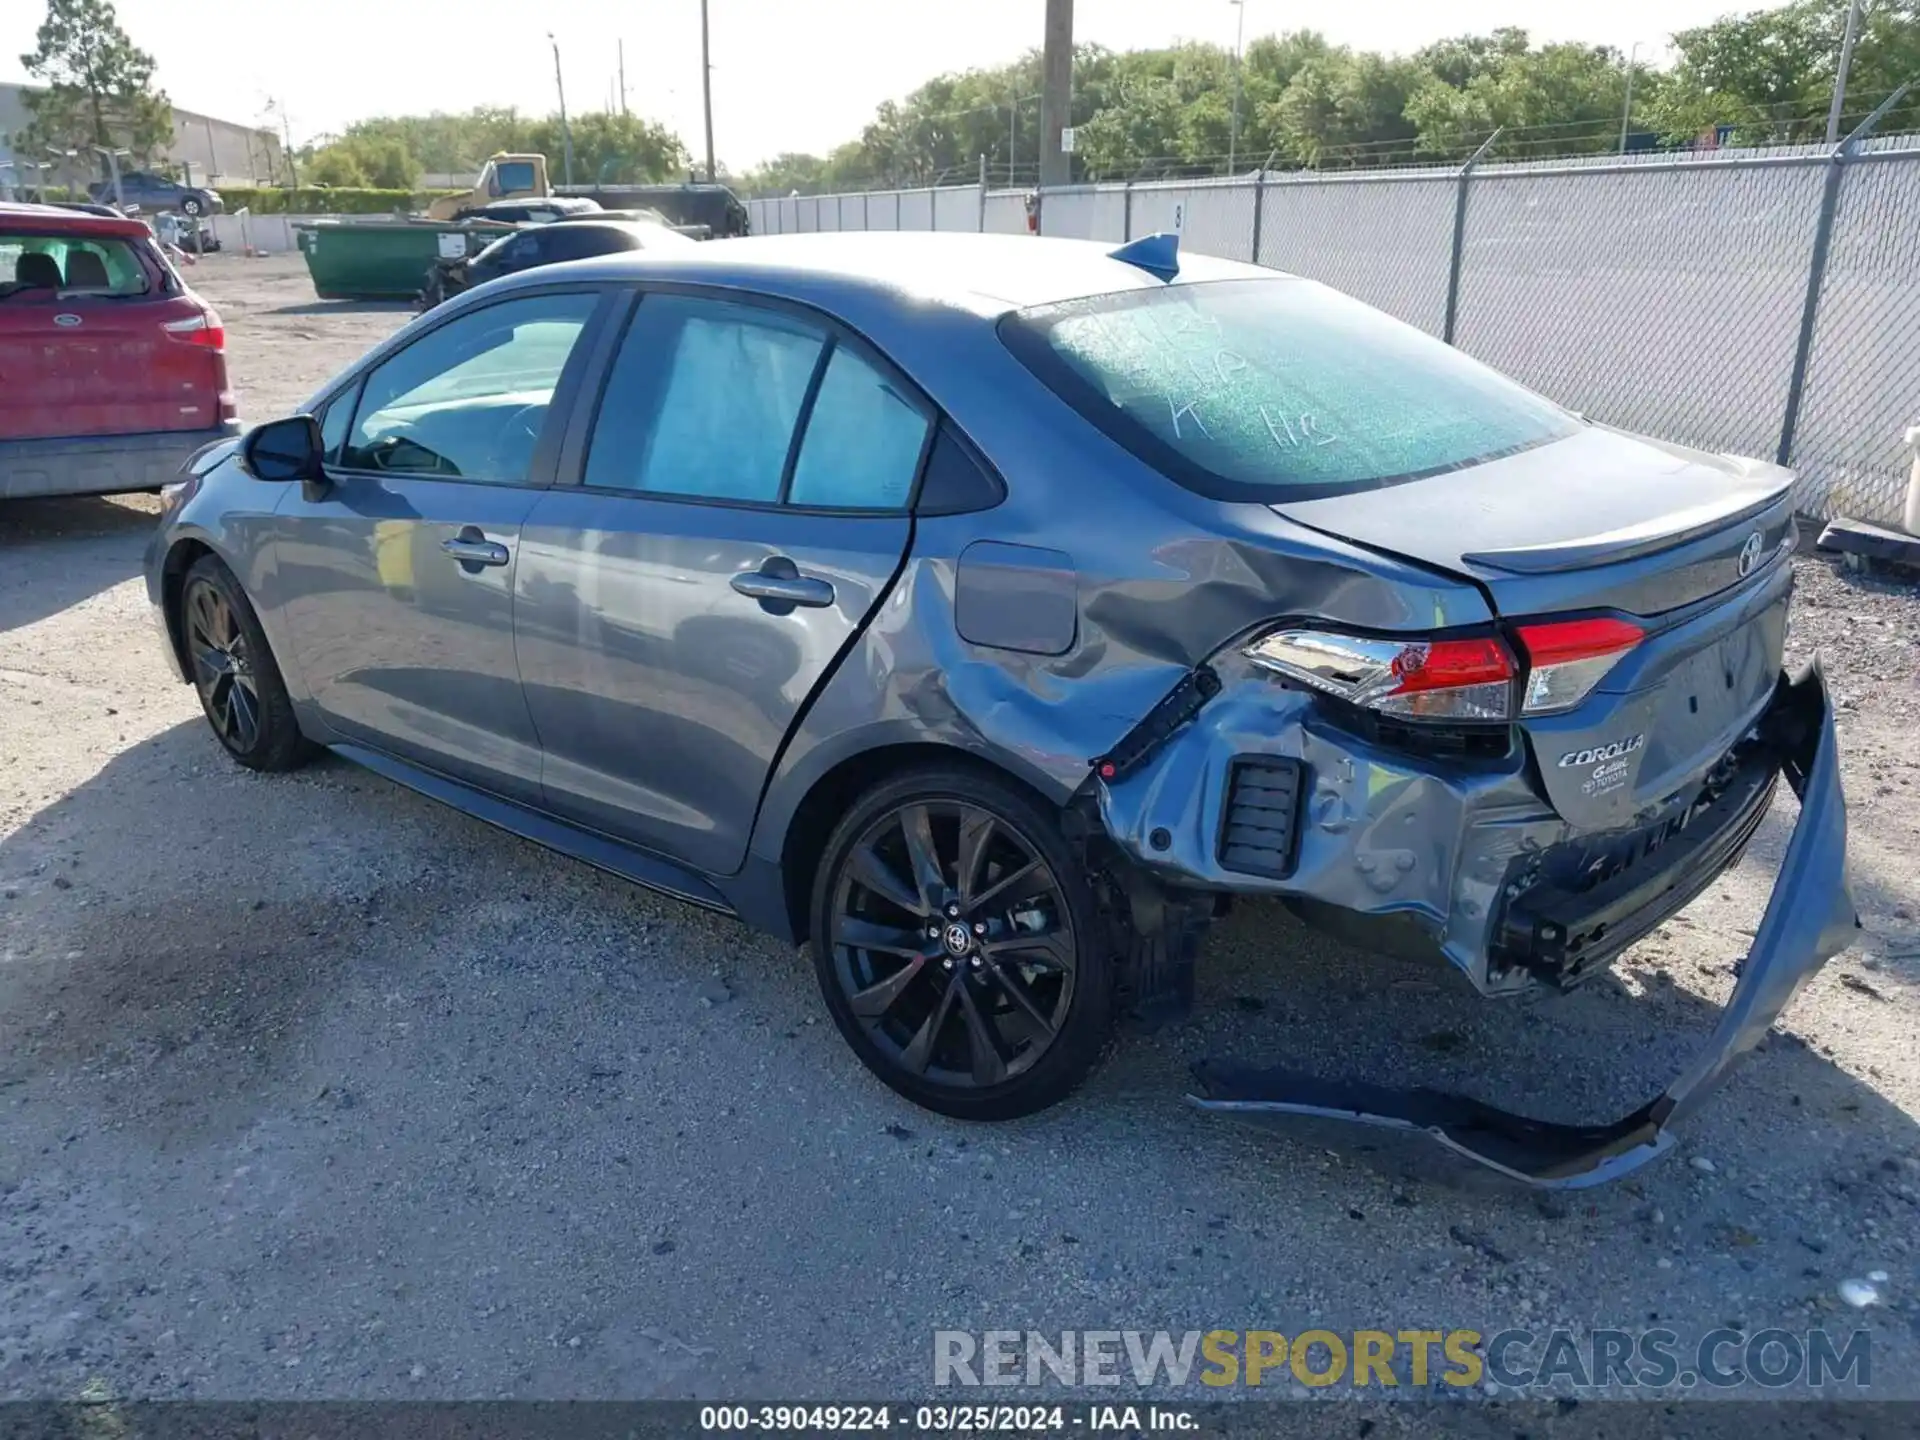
[731,556,836,612]
[442,529,510,568]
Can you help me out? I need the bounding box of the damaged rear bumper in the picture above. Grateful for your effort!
[1189,664,1855,1188]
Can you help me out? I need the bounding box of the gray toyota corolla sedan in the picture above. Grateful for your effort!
[146,231,1855,1187]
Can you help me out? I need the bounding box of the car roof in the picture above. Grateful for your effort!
[0,202,151,239]
[519,230,1278,316]
[479,196,597,212]
[554,208,669,224]
[550,219,697,246]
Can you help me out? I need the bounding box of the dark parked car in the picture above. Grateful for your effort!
[144,233,1853,1187]
[89,170,222,216]
[571,182,750,236]
[467,218,694,285]
[2,203,236,499]
[419,219,694,310]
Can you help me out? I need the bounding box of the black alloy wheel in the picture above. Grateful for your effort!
[813,767,1112,1119]
[185,575,262,754]
[178,554,314,772]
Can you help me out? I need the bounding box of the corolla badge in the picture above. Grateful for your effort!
[53,313,82,327]
[1558,734,1645,769]
[1737,530,1765,577]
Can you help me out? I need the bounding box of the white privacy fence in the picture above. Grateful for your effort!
[757,185,983,236]
[746,138,1920,528]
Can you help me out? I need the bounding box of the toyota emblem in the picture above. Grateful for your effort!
[1737,531,1765,578]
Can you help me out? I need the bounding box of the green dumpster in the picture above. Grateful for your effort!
[294,220,507,301]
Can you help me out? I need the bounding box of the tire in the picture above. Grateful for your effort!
[810,763,1114,1120]
[181,197,204,217]
[180,555,315,772]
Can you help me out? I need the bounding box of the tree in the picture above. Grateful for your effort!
[305,107,688,188]
[17,0,172,167]
[305,144,369,187]
[1649,2,1920,145]
[524,112,688,185]
[728,1,1920,191]
[303,134,416,188]
[1406,32,1634,159]
[1269,50,1421,167]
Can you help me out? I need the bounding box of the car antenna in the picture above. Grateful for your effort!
[1107,231,1180,281]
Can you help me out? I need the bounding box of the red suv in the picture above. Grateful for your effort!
[1,203,238,500]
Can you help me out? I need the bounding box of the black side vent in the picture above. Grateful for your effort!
[1217,757,1305,880]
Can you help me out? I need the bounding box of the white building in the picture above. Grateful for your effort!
[0,82,286,193]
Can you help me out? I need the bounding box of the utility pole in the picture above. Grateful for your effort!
[1228,0,1246,175]
[1619,41,1641,154]
[1827,0,1864,144]
[1039,0,1072,188]
[619,40,629,117]
[548,33,576,185]
[277,100,297,186]
[701,0,718,182]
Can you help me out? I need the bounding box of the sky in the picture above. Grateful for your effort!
[5,0,1751,171]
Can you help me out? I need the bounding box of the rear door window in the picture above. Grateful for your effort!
[583,295,825,502]
[581,294,932,510]
[540,227,635,263]
[787,346,930,509]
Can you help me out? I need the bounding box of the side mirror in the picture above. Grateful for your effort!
[240,414,324,483]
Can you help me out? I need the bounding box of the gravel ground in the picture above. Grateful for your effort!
[3,254,1919,1412]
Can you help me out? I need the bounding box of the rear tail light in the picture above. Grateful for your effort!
[1244,615,1647,725]
[162,305,225,350]
[1245,629,1516,723]
[1514,617,1644,715]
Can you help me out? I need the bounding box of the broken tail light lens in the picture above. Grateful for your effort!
[1514,617,1644,715]
[1244,628,1516,723]
[162,306,225,350]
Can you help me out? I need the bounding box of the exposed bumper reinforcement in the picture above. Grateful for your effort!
[1188,663,1856,1189]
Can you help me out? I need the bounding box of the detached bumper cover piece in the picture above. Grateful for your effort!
[1190,664,1855,1189]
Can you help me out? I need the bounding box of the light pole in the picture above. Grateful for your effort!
[548,33,576,186]
[1619,41,1641,154]
[1827,0,1864,144]
[1228,0,1247,175]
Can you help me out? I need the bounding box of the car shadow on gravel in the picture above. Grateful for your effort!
[7,720,1920,1403]
[5,718,1915,1219]
[266,299,417,317]
[0,496,154,634]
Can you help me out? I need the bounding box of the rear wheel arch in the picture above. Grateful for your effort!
[772,741,1076,945]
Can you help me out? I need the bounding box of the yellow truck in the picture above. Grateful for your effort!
[424,154,550,221]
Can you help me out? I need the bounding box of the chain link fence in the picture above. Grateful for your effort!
[1259,173,1457,335]
[743,137,1920,526]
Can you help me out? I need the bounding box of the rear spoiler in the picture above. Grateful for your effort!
[1463,477,1794,575]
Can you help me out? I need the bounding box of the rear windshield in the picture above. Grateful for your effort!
[1001,277,1580,500]
[0,229,153,299]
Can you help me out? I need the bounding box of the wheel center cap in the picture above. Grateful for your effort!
[942,922,973,957]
